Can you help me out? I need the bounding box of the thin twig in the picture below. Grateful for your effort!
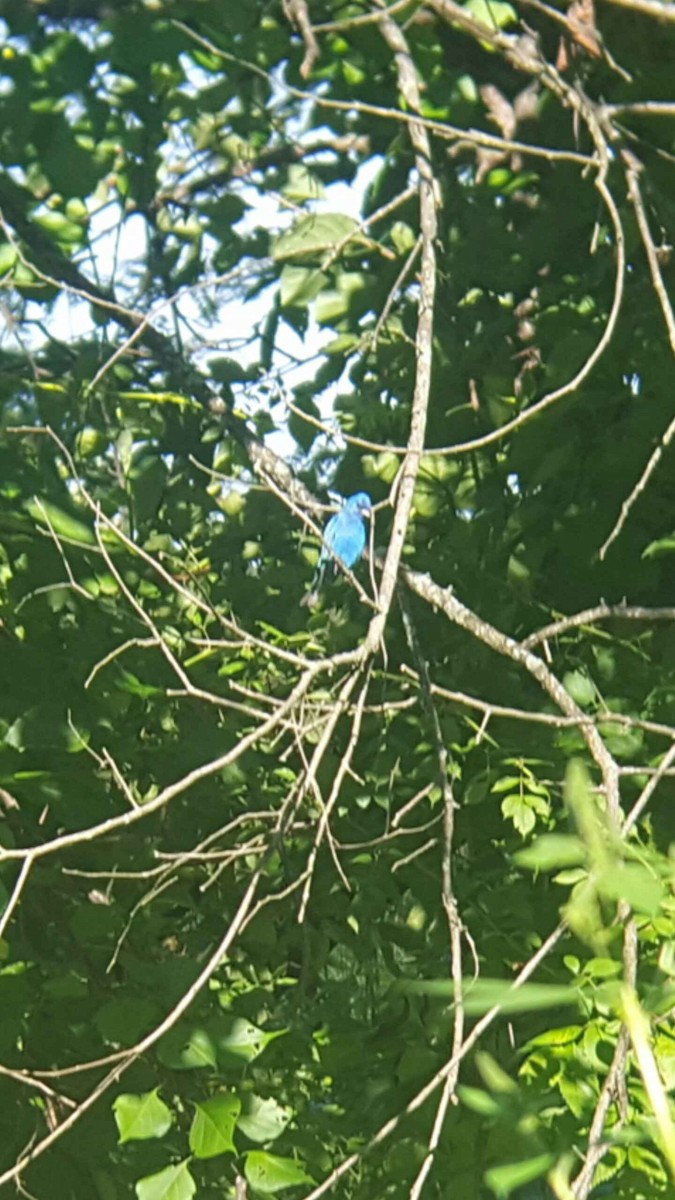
[297,671,368,921]
[599,0,675,21]
[0,857,33,942]
[571,918,637,1198]
[622,739,675,834]
[399,591,465,1200]
[522,602,675,648]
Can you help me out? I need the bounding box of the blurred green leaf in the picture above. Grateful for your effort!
[484,1153,554,1198]
[404,978,579,1014]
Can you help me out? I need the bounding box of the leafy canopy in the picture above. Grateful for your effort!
[0,2,674,1200]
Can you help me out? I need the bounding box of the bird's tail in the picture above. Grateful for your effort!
[301,560,327,608]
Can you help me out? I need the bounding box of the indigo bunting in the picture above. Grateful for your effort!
[302,492,372,607]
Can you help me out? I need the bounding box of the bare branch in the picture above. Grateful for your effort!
[399,591,465,1200]
[282,0,320,78]
[599,0,675,20]
[402,669,675,743]
[0,857,33,943]
[402,568,621,819]
[522,602,675,649]
[622,739,675,834]
[571,918,637,1198]
[297,672,369,922]
[363,2,439,655]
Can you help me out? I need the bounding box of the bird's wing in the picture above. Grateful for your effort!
[319,510,342,564]
[330,511,366,569]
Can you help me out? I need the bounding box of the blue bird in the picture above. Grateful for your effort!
[302,492,372,607]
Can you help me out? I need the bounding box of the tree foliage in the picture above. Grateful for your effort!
[0,1,674,1198]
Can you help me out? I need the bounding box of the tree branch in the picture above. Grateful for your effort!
[402,568,621,819]
[363,1,440,654]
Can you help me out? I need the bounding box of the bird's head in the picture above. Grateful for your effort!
[346,492,372,518]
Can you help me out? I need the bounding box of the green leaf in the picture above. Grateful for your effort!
[283,164,325,202]
[390,221,417,255]
[404,978,579,1014]
[554,868,587,886]
[236,1094,292,1143]
[289,394,321,452]
[564,760,612,872]
[25,498,95,545]
[558,1072,592,1118]
[597,863,665,916]
[315,272,367,323]
[525,1025,583,1048]
[484,1153,554,1198]
[215,1017,287,1064]
[562,670,596,708]
[628,1143,669,1183]
[476,1052,517,1093]
[274,213,359,261]
[116,669,163,699]
[491,775,525,794]
[113,1089,173,1143]
[35,209,86,245]
[135,1160,196,1200]
[465,0,517,26]
[515,834,586,870]
[189,1093,239,1158]
[564,877,606,948]
[363,450,400,483]
[279,264,327,307]
[659,941,675,978]
[0,243,18,274]
[598,720,645,759]
[129,454,168,525]
[157,1026,218,1070]
[458,1085,503,1115]
[501,793,535,836]
[582,957,622,980]
[244,1151,315,1194]
[643,534,675,559]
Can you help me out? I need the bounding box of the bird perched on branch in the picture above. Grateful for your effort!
[302,492,372,608]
